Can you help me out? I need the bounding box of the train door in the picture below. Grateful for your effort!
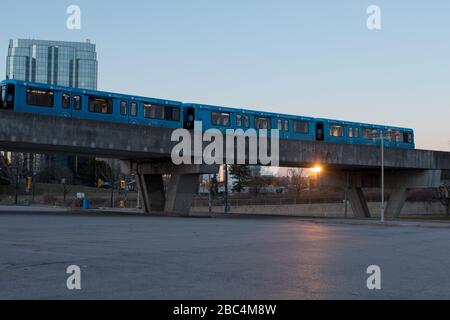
[71,94,82,119]
[184,106,195,129]
[0,85,5,110]
[119,100,129,124]
[129,101,138,124]
[61,92,72,117]
[316,121,324,141]
[1,84,15,111]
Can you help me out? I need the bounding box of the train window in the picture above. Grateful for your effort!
[244,115,250,128]
[276,119,289,131]
[120,101,127,116]
[26,88,54,107]
[330,125,344,137]
[144,103,164,119]
[166,106,180,121]
[403,132,412,144]
[395,130,402,143]
[130,102,137,117]
[255,117,271,130]
[362,128,374,139]
[293,120,308,134]
[348,127,359,138]
[88,96,113,114]
[144,103,180,121]
[73,95,81,110]
[385,129,395,142]
[62,93,70,109]
[236,114,242,127]
[212,112,231,127]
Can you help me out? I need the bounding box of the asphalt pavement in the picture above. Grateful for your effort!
[1,209,450,299]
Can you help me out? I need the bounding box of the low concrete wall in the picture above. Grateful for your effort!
[191,201,446,217]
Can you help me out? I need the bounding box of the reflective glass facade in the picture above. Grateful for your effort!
[6,39,97,90]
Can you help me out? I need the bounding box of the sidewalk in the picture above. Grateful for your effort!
[303,217,450,229]
[2,204,450,228]
[0,204,69,213]
[207,212,450,229]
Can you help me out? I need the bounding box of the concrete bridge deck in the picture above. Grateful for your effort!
[1,112,449,218]
[1,112,449,170]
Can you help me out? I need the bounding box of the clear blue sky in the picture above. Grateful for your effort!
[1,0,449,151]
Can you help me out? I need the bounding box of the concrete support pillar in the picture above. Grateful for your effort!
[165,174,200,216]
[137,174,165,213]
[384,170,441,219]
[137,163,219,216]
[348,188,371,218]
[320,169,443,219]
[385,187,408,219]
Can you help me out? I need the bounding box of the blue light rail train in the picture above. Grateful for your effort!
[0,79,415,149]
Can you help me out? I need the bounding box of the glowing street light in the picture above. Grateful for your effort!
[310,165,323,191]
[311,166,322,173]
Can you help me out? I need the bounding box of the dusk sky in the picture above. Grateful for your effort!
[1,0,449,151]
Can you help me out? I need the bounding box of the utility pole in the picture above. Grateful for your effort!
[344,171,349,218]
[32,173,36,204]
[224,165,229,213]
[373,130,386,223]
[137,184,141,209]
[14,174,19,205]
[62,178,67,206]
[208,174,212,214]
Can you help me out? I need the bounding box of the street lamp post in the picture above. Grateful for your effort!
[208,174,212,214]
[224,165,229,213]
[380,132,385,223]
[61,178,67,206]
[371,131,388,222]
[373,130,396,223]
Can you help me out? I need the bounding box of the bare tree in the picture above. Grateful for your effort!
[0,152,12,185]
[229,165,251,193]
[438,185,450,216]
[96,159,120,208]
[248,175,264,195]
[248,175,277,195]
[0,152,28,204]
[288,168,306,196]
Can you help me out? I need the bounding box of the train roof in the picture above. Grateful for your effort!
[2,79,414,132]
[184,103,413,132]
[2,79,183,106]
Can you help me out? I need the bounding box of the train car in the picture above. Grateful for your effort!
[315,118,414,148]
[0,79,415,149]
[185,103,316,142]
[185,102,414,149]
[0,79,183,129]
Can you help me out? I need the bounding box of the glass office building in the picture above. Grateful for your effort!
[5,39,98,178]
[6,39,97,90]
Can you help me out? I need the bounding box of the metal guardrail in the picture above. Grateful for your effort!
[192,197,345,207]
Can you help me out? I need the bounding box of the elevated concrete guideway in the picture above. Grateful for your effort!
[1,112,450,217]
[1,112,449,169]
